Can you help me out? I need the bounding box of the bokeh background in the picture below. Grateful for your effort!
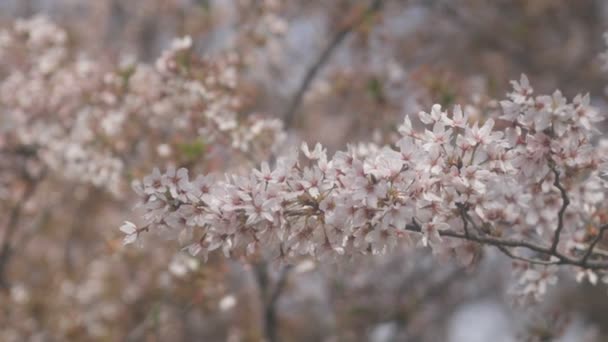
[2,0,608,341]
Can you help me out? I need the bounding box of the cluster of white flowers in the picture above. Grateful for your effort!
[126,74,608,299]
[0,16,285,340]
[0,17,285,194]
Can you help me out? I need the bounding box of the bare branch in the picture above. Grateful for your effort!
[253,261,293,342]
[405,219,608,270]
[0,175,43,290]
[456,203,470,238]
[495,245,557,267]
[456,203,562,267]
[550,166,570,254]
[283,0,384,129]
[581,224,608,264]
[268,264,293,308]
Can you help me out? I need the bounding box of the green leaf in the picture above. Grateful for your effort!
[367,77,385,104]
[178,139,207,161]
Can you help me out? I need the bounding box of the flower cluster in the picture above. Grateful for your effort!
[0,15,282,341]
[127,74,608,300]
[0,16,285,194]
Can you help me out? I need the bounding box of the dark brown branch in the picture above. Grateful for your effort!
[282,0,384,129]
[457,207,559,266]
[265,264,292,342]
[268,264,293,308]
[0,177,41,290]
[405,219,608,270]
[495,245,555,266]
[480,165,573,268]
[581,224,608,264]
[437,1,536,72]
[550,166,570,253]
[456,203,470,238]
[253,261,293,342]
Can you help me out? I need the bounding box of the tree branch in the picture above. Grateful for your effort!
[253,261,293,342]
[581,224,608,264]
[0,176,42,290]
[282,0,384,129]
[550,166,570,254]
[405,219,608,270]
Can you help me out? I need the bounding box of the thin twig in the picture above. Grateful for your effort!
[550,166,570,253]
[253,261,293,342]
[495,245,556,266]
[0,177,41,290]
[268,264,293,308]
[456,203,470,238]
[265,264,292,342]
[581,224,608,264]
[437,1,534,71]
[457,205,558,266]
[282,0,384,129]
[404,220,608,270]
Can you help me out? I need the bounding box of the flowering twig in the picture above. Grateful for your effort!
[406,220,608,270]
[126,74,608,301]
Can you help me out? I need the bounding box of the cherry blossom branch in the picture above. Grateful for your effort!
[406,220,608,270]
[125,75,608,301]
[494,245,556,267]
[456,205,561,266]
